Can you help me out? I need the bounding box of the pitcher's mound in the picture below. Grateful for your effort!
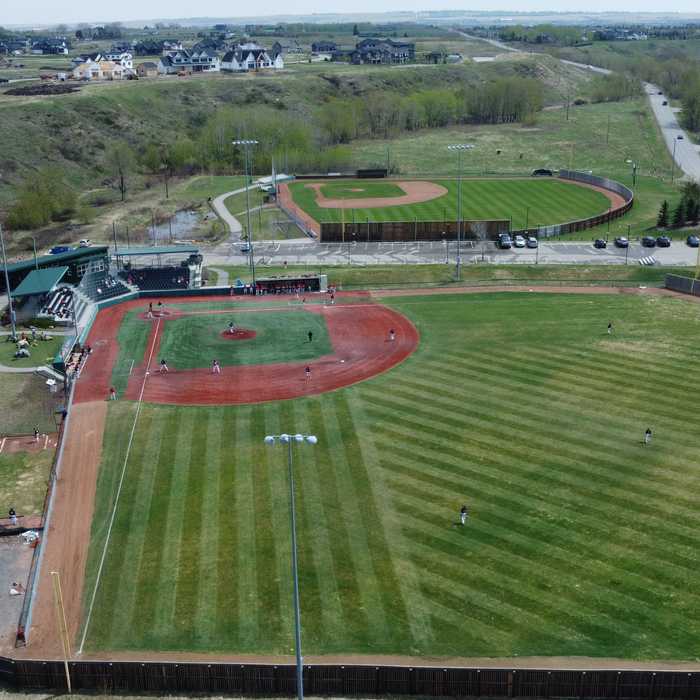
[220,329,256,341]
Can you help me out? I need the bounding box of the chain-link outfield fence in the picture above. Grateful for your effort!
[2,657,700,697]
[666,274,700,296]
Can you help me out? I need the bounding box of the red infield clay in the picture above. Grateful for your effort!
[219,328,257,340]
[73,294,419,406]
[305,180,448,209]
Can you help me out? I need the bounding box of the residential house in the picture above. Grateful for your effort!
[104,50,133,70]
[0,38,30,54]
[158,48,220,74]
[72,60,125,81]
[221,43,283,72]
[136,61,158,77]
[350,38,415,64]
[31,37,70,54]
[271,39,303,56]
[311,41,337,53]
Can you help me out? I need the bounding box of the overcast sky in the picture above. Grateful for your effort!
[4,0,700,27]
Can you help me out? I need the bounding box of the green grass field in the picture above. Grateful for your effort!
[288,178,612,230]
[0,336,64,369]
[0,449,53,516]
[157,310,332,370]
[82,291,700,659]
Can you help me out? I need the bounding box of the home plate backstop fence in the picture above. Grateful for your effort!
[2,657,700,698]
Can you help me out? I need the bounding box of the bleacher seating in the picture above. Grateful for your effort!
[38,288,74,321]
[119,266,190,291]
[78,270,130,301]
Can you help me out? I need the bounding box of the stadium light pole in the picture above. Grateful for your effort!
[447,144,475,281]
[0,223,17,340]
[264,432,318,700]
[625,159,637,187]
[233,139,259,287]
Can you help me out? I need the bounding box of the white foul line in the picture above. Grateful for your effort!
[77,318,161,655]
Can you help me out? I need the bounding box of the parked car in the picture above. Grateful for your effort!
[656,235,671,247]
[532,168,553,177]
[593,238,607,249]
[49,245,71,254]
[526,236,538,248]
[496,233,512,249]
[687,235,700,247]
[662,100,668,106]
[513,234,526,248]
[78,238,91,247]
[614,237,629,248]
[678,134,684,140]
[641,236,657,247]
[240,243,251,253]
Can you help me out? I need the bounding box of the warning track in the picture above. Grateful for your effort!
[75,295,420,406]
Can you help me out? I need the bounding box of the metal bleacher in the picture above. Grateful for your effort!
[78,269,130,301]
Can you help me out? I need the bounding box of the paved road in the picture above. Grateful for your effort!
[205,238,699,268]
[645,83,700,181]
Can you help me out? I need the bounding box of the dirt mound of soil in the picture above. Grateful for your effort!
[5,83,80,96]
[219,328,257,341]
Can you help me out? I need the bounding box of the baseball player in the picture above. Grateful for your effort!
[389,328,396,342]
[460,505,469,526]
[212,359,221,374]
[644,428,652,446]
[159,359,169,373]
[305,365,311,380]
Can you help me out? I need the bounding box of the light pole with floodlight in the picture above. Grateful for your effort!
[625,159,637,187]
[447,144,475,281]
[264,432,318,700]
[671,135,683,184]
[0,223,17,339]
[233,139,259,286]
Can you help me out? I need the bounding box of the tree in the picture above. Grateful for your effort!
[105,143,136,201]
[352,24,359,36]
[671,201,686,228]
[657,200,669,228]
[6,168,76,230]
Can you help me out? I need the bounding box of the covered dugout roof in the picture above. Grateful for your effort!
[113,245,199,257]
[11,266,68,297]
[4,246,109,275]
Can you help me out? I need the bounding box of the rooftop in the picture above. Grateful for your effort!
[11,266,68,297]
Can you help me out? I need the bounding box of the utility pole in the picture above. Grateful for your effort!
[0,223,17,340]
[233,139,259,286]
[448,144,475,281]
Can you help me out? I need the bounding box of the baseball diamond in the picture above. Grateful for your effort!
[20,287,700,665]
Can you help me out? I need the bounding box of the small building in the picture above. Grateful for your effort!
[104,50,133,70]
[191,49,220,72]
[158,49,193,74]
[31,37,70,55]
[271,39,303,55]
[350,38,415,65]
[136,61,158,77]
[221,43,283,72]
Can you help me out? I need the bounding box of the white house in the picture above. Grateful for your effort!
[190,49,220,72]
[104,51,133,70]
[221,43,283,72]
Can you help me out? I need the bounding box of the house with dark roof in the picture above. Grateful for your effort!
[158,48,220,74]
[271,39,303,56]
[31,37,70,55]
[221,43,283,72]
[350,38,415,64]
[311,41,337,54]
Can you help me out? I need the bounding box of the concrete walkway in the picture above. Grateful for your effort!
[211,187,246,238]
[207,267,229,286]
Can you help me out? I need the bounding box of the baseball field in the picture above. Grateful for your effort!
[282,178,617,231]
[33,288,700,661]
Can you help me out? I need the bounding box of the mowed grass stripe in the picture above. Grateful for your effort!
[215,408,239,641]
[364,397,700,573]
[130,408,180,644]
[349,392,435,649]
[194,408,224,647]
[152,408,196,647]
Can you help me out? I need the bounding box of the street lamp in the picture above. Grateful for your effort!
[0,223,17,340]
[625,159,637,187]
[671,135,683,184]
[232,139,259,287]
[264,432,318,700]
[447,143,475,281]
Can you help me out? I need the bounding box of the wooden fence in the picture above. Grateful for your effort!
[2,658,700,698]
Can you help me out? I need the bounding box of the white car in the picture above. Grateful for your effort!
[79,239,91,247]
[513,235,526,248]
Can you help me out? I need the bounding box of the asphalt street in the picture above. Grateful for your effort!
[208,238,700,267]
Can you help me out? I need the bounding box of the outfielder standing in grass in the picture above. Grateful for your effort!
[460,505,469,526]
[308,331,313,343]
[608,321,613,335]
[644,427,652,446]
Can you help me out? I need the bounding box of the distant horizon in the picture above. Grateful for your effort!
[5,7,700,29]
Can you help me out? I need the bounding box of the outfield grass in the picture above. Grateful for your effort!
[288,178,612,231]
[0,374,64,435]
[213,264,694,290]
[157,310,332,370]
[83,291,700,658]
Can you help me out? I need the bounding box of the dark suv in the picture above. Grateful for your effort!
[656,235,671,247]
[641,236,657,247]
[497,233,512,249]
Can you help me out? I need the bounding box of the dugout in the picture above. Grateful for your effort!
[236,273,328,295]
[113,245,203,291]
